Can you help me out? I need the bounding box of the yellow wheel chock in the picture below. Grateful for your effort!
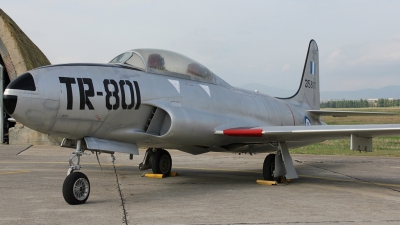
[256,178,292,185]
[256,180,277,185]
[143,172,178,178]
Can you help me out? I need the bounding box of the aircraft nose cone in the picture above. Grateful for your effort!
[3,71,60,134]
[3,72,36,116]
[3,95,17,115]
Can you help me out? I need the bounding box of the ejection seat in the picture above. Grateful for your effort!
[148,54,165,70]
[187,63,211,78]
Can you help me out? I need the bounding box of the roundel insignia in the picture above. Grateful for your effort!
[305,116,311,126]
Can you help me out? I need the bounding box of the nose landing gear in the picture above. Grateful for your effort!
[62,139,91,205]
[62,172,90,205]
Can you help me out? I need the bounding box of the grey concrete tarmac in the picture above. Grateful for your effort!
[1,145,400,225]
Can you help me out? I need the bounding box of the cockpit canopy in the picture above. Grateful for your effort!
[109,49,215,83]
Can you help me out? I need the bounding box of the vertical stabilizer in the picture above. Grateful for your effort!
[279,40,319,110]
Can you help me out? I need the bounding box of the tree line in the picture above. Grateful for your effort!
[320,99,400,108]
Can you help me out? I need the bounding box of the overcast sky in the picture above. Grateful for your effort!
[2,1,400,92]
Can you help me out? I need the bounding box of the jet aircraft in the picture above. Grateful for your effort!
[4,40,400,205]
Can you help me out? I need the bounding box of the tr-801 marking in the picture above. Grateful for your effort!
[59,77,141,110]
[304,79,316,89]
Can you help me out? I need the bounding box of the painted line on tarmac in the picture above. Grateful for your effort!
[0,170,30,175]
[0,161,66,164]
[0,161,122,167]
[174,166,400,188]
[16,145,33,155]
[300,174,400,188]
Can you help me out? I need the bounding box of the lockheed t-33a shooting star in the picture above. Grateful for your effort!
[3,40,400,204]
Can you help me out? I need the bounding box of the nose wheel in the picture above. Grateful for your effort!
[63,139,90,205]
[62,172,90,205]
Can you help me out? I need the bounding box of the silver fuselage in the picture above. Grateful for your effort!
[5,63,321,154]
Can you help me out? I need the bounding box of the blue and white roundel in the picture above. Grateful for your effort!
[305,116,311,126]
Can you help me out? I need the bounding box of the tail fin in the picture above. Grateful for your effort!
[279,40,319,110]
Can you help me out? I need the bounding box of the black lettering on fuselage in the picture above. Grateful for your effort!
[119,80,135,109]
[104,79,120,110]
[77,78,95,110]
[59,77,76,110]
[59,77,141,111]
[133,81,141,109]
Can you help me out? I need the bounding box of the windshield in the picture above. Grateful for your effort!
[109,52,146,70]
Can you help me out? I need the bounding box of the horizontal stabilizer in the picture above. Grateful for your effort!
[308,110,396,117]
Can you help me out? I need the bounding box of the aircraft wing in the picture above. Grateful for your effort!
[215,124,400,142]
[308,110,396,117]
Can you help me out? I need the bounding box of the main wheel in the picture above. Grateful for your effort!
[152,149,172,175]
[263,154,278,181]
[62,172,90,205]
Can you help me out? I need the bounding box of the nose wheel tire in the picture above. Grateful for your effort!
[62,172,90,205]
[152,149,172,175]
[263,154,279,181]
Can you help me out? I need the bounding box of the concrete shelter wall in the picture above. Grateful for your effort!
[0,8,58,145]
[0,8,51,79]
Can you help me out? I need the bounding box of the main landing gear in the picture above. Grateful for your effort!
[62,140,90,205]
[263,154,279,181]
[139,148,172,175]
[262,142,299,182]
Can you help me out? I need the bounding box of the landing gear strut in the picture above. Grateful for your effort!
[62,139,91,205]
[262,142,298,181]
[139,148,172,175]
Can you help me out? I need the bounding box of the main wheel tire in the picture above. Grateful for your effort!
[263,154,278,181]
[62,172,90,205]
[152,149,172,175]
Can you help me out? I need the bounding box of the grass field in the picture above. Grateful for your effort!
[290,107,400,157]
